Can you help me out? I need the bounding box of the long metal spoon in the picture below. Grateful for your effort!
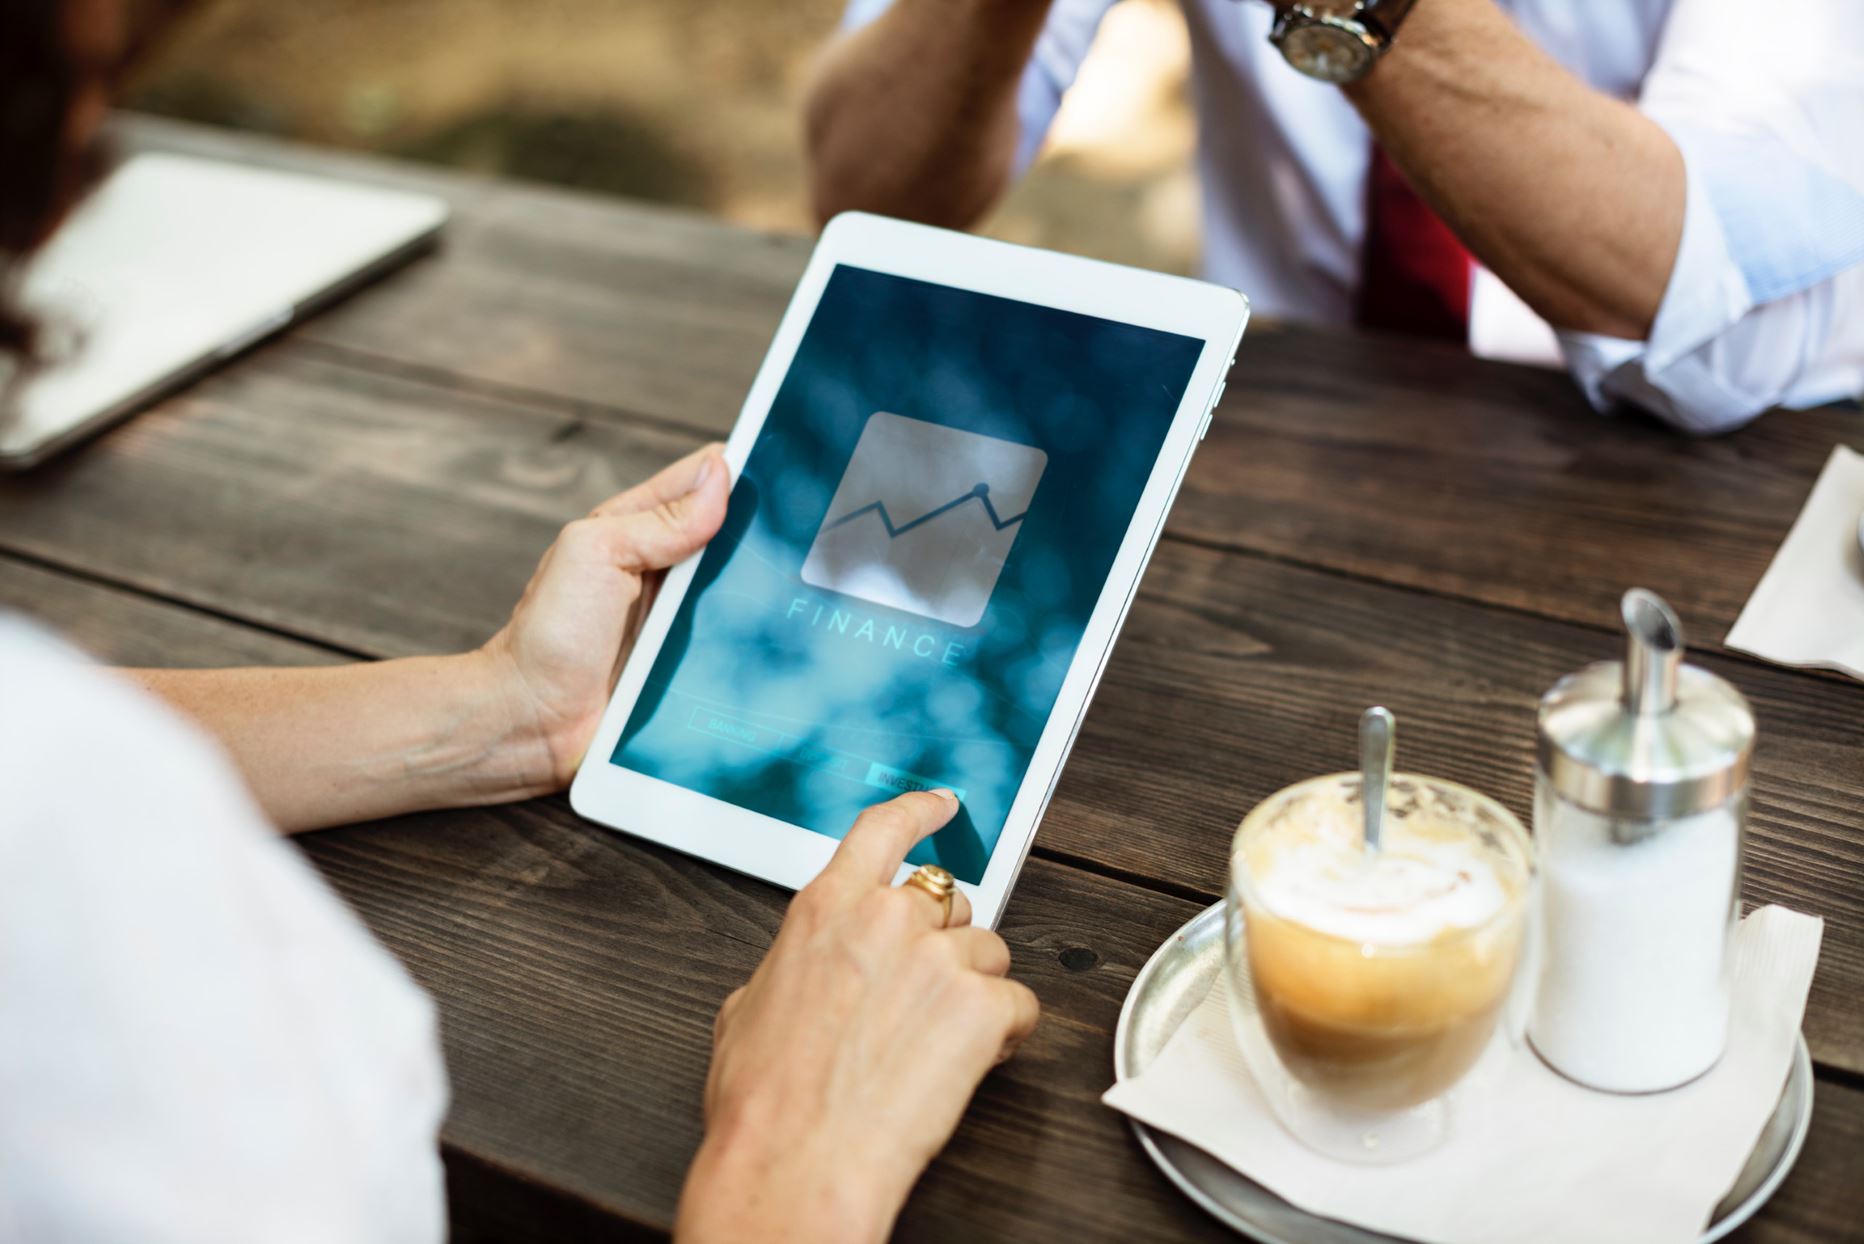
[1360,706,1395,853]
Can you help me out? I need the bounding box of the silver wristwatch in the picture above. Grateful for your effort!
[1268,0,1421,83]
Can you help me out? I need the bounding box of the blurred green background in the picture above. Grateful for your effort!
[125,0,1199,274]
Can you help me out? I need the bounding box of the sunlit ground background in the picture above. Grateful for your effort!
[126,0,1200,275]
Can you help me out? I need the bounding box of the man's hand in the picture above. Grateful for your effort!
[480,442,730,789]
[806,0,1057,228]
[677,791,1040,1243]
[1345,0,1684,339]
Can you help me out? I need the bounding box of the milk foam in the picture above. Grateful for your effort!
[1248,813,1511,946]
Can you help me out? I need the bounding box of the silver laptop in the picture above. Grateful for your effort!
[0,152,448,469]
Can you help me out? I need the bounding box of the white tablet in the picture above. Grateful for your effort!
[570,213,1247,927]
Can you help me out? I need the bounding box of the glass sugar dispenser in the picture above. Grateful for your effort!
[1529,588,1755,1093]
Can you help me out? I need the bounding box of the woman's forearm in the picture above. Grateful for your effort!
[125,443,732,834]
[1346,0,1686,339]
[129,653,555,833]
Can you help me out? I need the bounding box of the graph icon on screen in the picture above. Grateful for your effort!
[801,412,1047,628]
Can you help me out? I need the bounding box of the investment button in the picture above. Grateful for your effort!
[863,761,966,803]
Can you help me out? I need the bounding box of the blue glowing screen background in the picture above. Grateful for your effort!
[612,265,1202,882]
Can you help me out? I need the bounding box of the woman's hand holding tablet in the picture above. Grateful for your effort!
[572,212,1249,927]
[127,445,733,832]
[479,442,731,791]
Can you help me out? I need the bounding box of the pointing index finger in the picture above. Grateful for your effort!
[821,789,960,890]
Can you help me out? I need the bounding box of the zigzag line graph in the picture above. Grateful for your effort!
[820,483,1027,539]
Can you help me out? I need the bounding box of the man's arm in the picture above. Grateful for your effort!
[1344,0,1685,341]
[805,0,1056,228]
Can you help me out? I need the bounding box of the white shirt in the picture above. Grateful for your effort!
[0,618,447,1243]
[844,0,1864,433]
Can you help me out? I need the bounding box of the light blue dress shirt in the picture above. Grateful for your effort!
[840,0,1864,433]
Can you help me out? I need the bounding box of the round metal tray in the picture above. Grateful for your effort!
[1114,901,1813,1244]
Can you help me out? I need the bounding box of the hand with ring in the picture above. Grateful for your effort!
[677,790,1041,1243]
[901,862,958,927]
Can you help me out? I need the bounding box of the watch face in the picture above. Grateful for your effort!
[1281,21,1378,83]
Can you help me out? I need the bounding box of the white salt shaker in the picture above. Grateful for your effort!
[1530,588,1755,1093]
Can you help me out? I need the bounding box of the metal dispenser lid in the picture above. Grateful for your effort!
[1537,588,1755,820]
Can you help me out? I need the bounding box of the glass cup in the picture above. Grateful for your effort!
[1223,772,1535,1164]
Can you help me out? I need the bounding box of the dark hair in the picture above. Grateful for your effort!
[0,2,193,369]
[0,0,107,361]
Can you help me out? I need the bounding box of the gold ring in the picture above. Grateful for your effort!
[902,864,957,927]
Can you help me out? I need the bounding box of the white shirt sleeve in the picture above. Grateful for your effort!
[839,0,1118,175]
[1557,0,1864,434]
[0,618,448,1244]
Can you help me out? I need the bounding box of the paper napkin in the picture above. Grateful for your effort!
[1103,907,1822,1244]
[1726,445,1864,679]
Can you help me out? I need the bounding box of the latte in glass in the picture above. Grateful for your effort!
[1225,773,1533,1160]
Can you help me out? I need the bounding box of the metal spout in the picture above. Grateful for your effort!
[1621,588,1683,716]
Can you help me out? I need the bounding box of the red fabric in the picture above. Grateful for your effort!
[1355,144,1473,343]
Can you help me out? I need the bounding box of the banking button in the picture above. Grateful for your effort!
[687,708,785,752]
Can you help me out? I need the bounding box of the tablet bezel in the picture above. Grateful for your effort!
[570,212,1247,928]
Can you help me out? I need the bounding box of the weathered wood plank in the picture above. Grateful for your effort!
[1728,1076,1864,1244]
[8,558,1856,1239]
[117,115,1860,645]
[1181,326,1858,645]
[312,798,1864,1244]
[0,555,336,667]
[309,801,1233,1242]
[0,554,1227,1239]
[0,352,702,658]
[3,354,1860,1079]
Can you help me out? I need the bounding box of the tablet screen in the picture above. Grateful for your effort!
[612,265,1203,882]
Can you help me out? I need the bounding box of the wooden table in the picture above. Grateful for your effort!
[4,116,1860,1243]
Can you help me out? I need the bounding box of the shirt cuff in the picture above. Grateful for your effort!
[1012,55,1064,176]
[1556,135,1758,432]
